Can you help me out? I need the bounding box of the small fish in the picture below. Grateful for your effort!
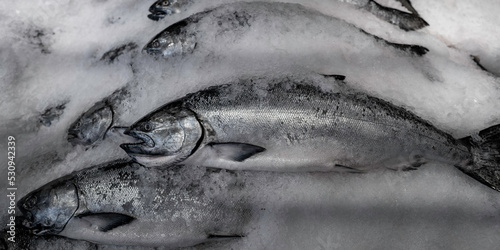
[146,0,427,31]
[67,102,113,146]
[143,2,429,58]
[148,0,192,21]
[121,75,500,191]
[144,12,201,56]
[67,87,131,147]
[18,161,250,247]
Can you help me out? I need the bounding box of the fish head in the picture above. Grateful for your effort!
[120,107,203,166]
[148,0,180,20]
[144,19,196,57]
[68,103,113,146]
[18,181,79,235]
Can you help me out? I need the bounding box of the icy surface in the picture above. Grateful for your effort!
[1,0,500,249]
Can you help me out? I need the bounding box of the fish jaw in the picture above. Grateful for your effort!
[148,13,167,21]
[148,0,181,20]
[120,128,191,167]
[120,130,156,155]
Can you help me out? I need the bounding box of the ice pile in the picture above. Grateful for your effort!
[1,0,500,249]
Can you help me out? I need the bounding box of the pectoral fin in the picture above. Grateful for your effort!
[77,213,135,232]
[207,142,265,162]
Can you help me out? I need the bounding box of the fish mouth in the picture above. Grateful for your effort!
[20,211,53,235]
[120,129,155,155]
[67,130,80,141]
[148,13,167,21]
[143,45,163,56]
[148,2,175,20]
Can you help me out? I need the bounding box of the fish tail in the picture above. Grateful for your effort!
[461,124,500,191]
[364,0,429,31]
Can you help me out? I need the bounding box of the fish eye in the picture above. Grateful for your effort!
[160,0,170,6]
[23,196,37,209]
[152,40,161,48]
[142,122,154,132]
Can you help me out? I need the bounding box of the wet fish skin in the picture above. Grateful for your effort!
[122,74,500,190]
[67,101,113,146]
[18,161,251,247]
[143,2,429,58]
[121,76,467,171]
[146,0,427,31]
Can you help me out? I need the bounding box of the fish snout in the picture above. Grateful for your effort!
[120,130,156,155]
[148,13,165,21]
[128,131,155,147]
[143,43,164,56]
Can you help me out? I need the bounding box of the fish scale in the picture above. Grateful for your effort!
[18,161,252,247]
[122,76,471,172]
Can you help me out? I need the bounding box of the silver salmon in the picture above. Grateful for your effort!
[146,0,427,31]
[18,161,252,248]
[120,75,500,191]
[143,2,428,57]
[67,87,131,147]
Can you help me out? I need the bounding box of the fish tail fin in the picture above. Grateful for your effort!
[461,124,500,191]
[364,0,429,31]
